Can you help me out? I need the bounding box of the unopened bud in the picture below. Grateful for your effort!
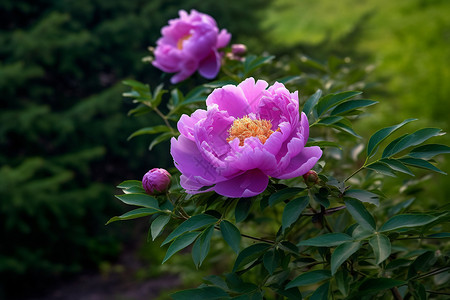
[142,168,171,195]
[231,44,247,56]
[303,170,319,186]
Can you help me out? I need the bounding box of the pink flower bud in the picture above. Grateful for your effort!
[231,44,247,56]
[142,168,172,195]
[303,170,319,186]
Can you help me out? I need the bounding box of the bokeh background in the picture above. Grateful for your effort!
[1,0,449,299]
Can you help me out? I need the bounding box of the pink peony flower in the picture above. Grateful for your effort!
[152,9,231,84]
[170,78,323,198]
[142,168,172,195]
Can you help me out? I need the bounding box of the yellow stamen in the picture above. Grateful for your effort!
[177,34,192,50]
[227,116,277,146]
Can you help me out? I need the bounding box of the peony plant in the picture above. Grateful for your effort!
[109,10,450,300]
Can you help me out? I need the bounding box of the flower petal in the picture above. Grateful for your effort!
[206,84,252,117]
[198,50,221,79]
[178,109,208,140]
[237,78,268,112]
[216,29,231,48]
[273,146,322,179]
[214,169,269,198]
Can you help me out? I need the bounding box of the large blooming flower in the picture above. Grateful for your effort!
[171,78,323,198]
[152,9,231,84]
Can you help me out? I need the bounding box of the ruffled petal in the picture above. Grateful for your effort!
[216,29,231,48]
[178,109,208,140]
[237,78,268,112]
[214,169,269,198]
[273,146,322,179]
[198,50,221,79]
[206,84,252,118]
[170,58,198,84]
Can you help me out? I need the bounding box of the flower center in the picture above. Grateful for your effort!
[177,34,192,50]
[227,116,276,146]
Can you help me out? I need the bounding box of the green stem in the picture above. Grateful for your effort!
[344,157,370,182]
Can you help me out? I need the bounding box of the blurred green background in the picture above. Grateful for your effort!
[0,0,448,299]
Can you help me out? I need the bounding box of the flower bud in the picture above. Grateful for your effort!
[142,168,171,195]
[231,44,247,56]
[303,170,319,186]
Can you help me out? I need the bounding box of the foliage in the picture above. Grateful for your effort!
[111,44,450,299]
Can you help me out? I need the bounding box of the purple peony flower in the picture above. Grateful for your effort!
[170,78,323,198]
[152,9,231,84]
[142,168,172,195]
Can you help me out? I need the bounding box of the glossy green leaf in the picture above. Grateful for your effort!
[367,118,417,157]
[276,287,302,300]
[305,140,342,149]
[170,88,183,106]
[150,84,166,108]
[162,214,218,246]
[383,128,443,157]
[310,282,329,300]
[235,198,252,222]
[330,122,361,138]
[285,270,331,289]
[297,233,353,247]
[162,231,200,264]
[316,91,362,117]
[331,242,361,275]
[171,286,229,300]
[303,89,322,115]
[379,159,414,176]
[106,208,159,224]
[398,157,447,175]
[316,116,343,125]
[335,270,350,297]
[122,79,149,90]
[150,215,170,241]
[331,99,378,116]
[263,249,280,275]
[358,278,406,293]
[192,225,214,268]
[127,125,170,140]
[381,134,408,158]
[344,198,376,231]
[243,55,275,76]
[345,189,379,206]
[116,180,142,189]
[233,243,271,272]
[369,234,391,264]
[220,220,241,254]
[408,144,450,159]
[380,214,438,232]
[114,193,159,209]
[282,196,309,231]
[278,75,302,85]
[149,131,175,151]
[426,232,450,238]
[366,162,397,177]
[269,187,304,207]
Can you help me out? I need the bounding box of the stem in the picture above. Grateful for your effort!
[344,158,370,182]
[391,287,403,300]
[426,290,450,296]
[143,101,174,132]
[213,225,275,244]
[410,266,450,281]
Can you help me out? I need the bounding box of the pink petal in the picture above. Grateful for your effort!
[216,29,231,48]
[273,146,322,179]
[177,109,208,141]
[237,78,268,112]
[198,50,221,79]
[206,84,252,118]
[214,169,269,198]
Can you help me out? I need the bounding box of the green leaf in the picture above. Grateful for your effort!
[383,128,443,157]
[330,122,361,138]
[269,187,304,207]
[331,100,378,116]
[381,134,408,158]
[305,140,342,149]
[297,233,353,247]
[408,144,450,159]
[344,198,376,231]
[302,89,322,115]
[127,125,171,141]
[149,131,175,151]
[276,287,302,300]
[243,55,275,76]
[220,220,241,254]
[162,231,200,264]
[116,180,142,189]
[398,157,447,175]
[282,196,309,231]
[151,84,167,108]
[235,198,252,223]
[263,249,280,275]
[278,75,302,85]
[367,118,417,157]
[151,215,171,241]
[379,159,414,176]
[316,116,343,125]
[171,286,229,300]
[426,232,450,238]
[114,193,159,209]
[331,242,361,275]
[122,79,149,90]
[358,278,406,293]
[162,214,218,246]
[366,162,397,177]
[192,225,214,268]
[106,208,159,224]
[369,234,391,264]
[345,189,380,206]
[170,88,184,106]
[316,91,362,117]
[285,270,331,289]
[233,243,271,272]
[335,270,350,297]
[380,214,438,232]
[310,282,329,300]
